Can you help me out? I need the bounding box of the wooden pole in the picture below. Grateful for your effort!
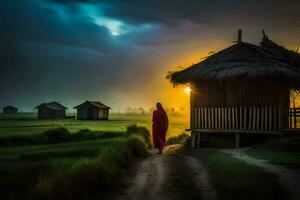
[238,30,242,43]
[294,99,297,129]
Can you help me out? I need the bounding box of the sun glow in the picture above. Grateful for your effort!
[184,87,191,94]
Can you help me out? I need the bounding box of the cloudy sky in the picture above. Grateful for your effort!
[0,0,299,112]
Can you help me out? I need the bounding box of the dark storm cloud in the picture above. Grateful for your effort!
[0,0,115,51]
[0,0,299,111]
[48,0,300,45]
[49,0,300,27]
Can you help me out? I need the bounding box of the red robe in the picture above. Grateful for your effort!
[152,109,168,151]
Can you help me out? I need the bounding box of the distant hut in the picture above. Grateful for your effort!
[74,101,110,120]
[3,106,18,114]
[35,102,67,119]
[169,30,300,148]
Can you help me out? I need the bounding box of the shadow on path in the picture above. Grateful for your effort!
[222,149,300,200]
[117,145,216,200]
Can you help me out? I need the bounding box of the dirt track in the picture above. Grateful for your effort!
[116,145,216,200]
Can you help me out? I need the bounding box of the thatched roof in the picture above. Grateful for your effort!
[169,35,300,87]
[260,36,300,68]
[74,101,111,109]
[3,106,18,110]
[35,101,67,110]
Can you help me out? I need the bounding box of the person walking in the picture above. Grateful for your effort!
[152,102,168,154]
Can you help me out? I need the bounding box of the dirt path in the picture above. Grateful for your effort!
[117,145,216,200]
[222,149,300,200]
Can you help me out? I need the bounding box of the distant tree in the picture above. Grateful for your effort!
[125,107,132,113]
[170,108,176,114]
[139,107,145,114]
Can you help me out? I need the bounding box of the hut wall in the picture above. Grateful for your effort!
[92,108,99,119]
[38,107,65,119]
[191,79,286,107]
[76,107,88,119]
[3,107,18,114]
[38,107,49,119]
[190,79,290,131]
[99,108,109,120]
[55,110,66,119]
[191,81,209,106]
[77,106,99,120]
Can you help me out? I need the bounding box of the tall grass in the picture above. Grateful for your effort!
[166,133,189,145]
[125,124,151,147]
[0,127,124,146]
[0,126,149,200]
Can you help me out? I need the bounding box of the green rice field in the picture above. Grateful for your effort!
[0,112,190,139]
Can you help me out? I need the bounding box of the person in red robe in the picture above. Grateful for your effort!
[152,102,169,154]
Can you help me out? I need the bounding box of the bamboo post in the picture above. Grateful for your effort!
[256,106,260,130]
[239,106,242,129]
[208,108,211,129]
[274,107,277,130]
[269,106,272,131]
[279,106,282,130]
[231,107,234,130]
[225,107,228,129]
[200,108,204,129]
[261,106,265,130]
[289,108,292,129]
[211,108,214,130]
[191,107,194,129]
[194,107,197,129]
[244,106,247,130]
[221,107,224,129]
[197,108,200,129]
[204,107,207,129]
[249,107,252,130]
[218,107,221,130]
[228,107,232,130]
[235,107,238,130]
[252,107,256,130]
[215,107,218,130]
[265,106,268,130]
[293,99,297,129]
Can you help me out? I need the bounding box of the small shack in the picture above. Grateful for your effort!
[35,102,67,119]
[74,101,110,120]
[169,30,300,148]
[3,106,18,114]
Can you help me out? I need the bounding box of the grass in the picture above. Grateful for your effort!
[243,137,300,169]
[244,148,300,169]
[166,133,189,145]
[0,125,149,200]
[0,112,188,199]
[187,149,288,200]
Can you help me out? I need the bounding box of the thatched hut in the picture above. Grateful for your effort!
[74,101,110,120]
[169,30,300,148]
[3,106,18,114]
[35,102,67,119]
